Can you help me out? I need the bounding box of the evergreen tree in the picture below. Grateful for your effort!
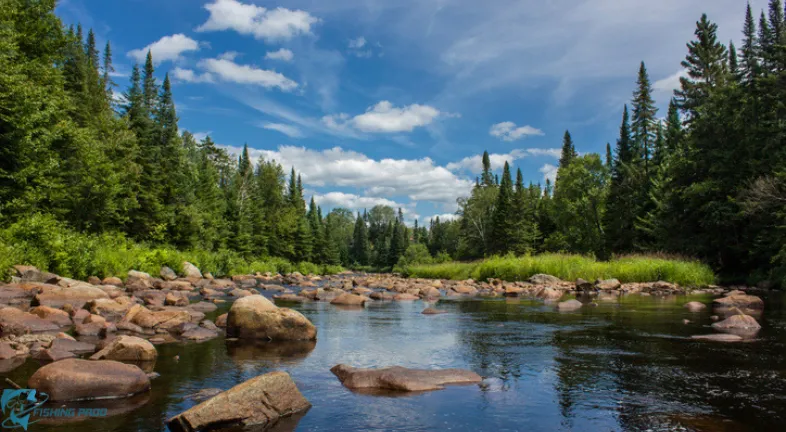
[490,162,514,253]
[631,62,658,173]
[352,213,370,265]
[740,3,759,83]
[676,14,728,118]
[558,130,577,168]
[480,151,494,186]
[604,105,636,253]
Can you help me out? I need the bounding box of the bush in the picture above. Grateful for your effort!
[406,253,716,286]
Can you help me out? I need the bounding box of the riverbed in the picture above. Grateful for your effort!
[3,291,786,432]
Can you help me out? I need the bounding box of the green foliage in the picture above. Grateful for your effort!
[405,254,715,287]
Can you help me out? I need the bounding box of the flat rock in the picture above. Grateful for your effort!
[422,307,447,315]
[50,338,96,354]
[394,293,419,301]
[330,293,368,306]
[181,327,218,341]
[188,302,217,313]
[29,306,72,326]
[28,358,150,401]
[684,301,707,312]
[0,307,60,334]
[32,348,76,362]
[167,371,310,432]
[713,294,764,310]
[33,285,109,308]
[595,279,621,290]
[330,364,482,392]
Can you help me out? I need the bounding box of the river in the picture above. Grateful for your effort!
[3,291,786,431]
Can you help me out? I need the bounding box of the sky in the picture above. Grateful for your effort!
[55,0,768,223]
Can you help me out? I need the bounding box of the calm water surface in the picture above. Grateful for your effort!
[4,291,786,432]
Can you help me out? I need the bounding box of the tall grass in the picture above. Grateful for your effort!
[0,214,343,281]
[402,253,716,286]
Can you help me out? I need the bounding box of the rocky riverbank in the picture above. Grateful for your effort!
[0,263,770,429]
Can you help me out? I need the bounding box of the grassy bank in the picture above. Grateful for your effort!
[0,214,343,281]
[400,254,716,286]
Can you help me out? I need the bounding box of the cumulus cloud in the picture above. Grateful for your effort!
[262,123,304,138]
[265,48,294,62]
[198,58,298,90]
[218,145,474,204]
[128,34,200,64]
[313,192,409,213]
[218,51,241,61]
[539,163,558,183]
[323,101,448,133]
[172,67,215,83]
[196,0,318,41]
[447,148,561,172]
[489,121,544,141]
[653,69,689,95]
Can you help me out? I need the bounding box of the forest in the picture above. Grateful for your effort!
[2,0,786,286]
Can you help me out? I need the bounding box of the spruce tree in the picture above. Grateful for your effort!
[143,51,157,112]
[740,3,759,83]
[604,105,636,253]
[352,213,370,265]
[631,62,657,173]
[490,161,514,254]
[103,42,116,105]
[558,130,577,168]
[480,151,494,186]
[675,14,728,117]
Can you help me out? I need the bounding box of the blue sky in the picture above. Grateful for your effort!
[56,0,766,223]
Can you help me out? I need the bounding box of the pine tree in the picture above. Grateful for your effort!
[675,14,728,118]
[511,167,539,253]
[103,42,116,105]
[605,143,612,169]
[480,151,494,186]
[604,105,636,253]
[490,161,514,254]
[728,41,739,80]
[558,130,577,168]
[143,51,157,112]
[352,213,370,265]
[631,62,658,173]
[740,3,759,83]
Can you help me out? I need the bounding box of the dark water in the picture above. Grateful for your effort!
[4,292,786,432]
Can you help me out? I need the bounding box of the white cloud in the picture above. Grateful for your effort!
[539,163,558,183]
[172,67,215,83]
[313,192,409,213]
[128,34,200,64]
[429,213,460,222]
[324,101,447,133]
[196,0,318,42]
[262,123,304,138]
[265,48,294,62]
[218,51,241,61]
[348,37,366,49]
[447,148,561,172]
[198,58,298,90]
[489,121,544,141]
[218,145,474,205]
[653,69,688,94]
[191,131,211,141]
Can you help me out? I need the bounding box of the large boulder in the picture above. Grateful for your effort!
[537,287,564,301]
[123,304,191,331]
[713,294,764,310]
[529,274,562,285]
[87,297,133,320]
[330,293,368,306]
[167,371,310,432]
[226,295,316,341]
[33,284,109,308]
[160,266,178,281]
[28,359,150,401]
[711,314,761,330]
[90,335,157,361]
[595,279,621,290]
[330,364,482,392]
[0,307,60,334]
[182,262,202,279]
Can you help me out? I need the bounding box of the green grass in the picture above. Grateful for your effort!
[401,253,716,287]
[0,214,343,281]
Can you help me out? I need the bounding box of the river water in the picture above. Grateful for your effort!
[3,291,786,431]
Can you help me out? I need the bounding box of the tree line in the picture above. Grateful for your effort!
[3,1,786,284]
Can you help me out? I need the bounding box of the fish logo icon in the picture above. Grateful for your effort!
[1,389,48,430]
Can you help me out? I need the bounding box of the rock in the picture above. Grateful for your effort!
[229,288,253,297]
[72,308,90,324]
[188,302,217,313]
[181,327,218,341]
[422,307,447,315]
[575,278,593,291]
[451,284,478,296]
[87,298,132,319]
[128,306,191,331]
[419,287,441,299]
[182,262,202,279]
[75,321,115,337]
[684,301,707,312]
[165,292,189,306]
[691,334,744,342]
[529,274,562,285]
[103,276,123,286]
[330,293,368,306]
[16,266,59,283]
[90,335,157,361]
[85,314,106,324]
[273,294,308,303]
[394,293,419,301]
[683,319,691,325]
[49,338,96,354]
[0,341,22,359]
[32,348,76,362]
[538,287,564,301]
[28,306,72,326]
[215,313,227,327]
[330,364,482,392]
[200,320,218,331]
[160,266,178,281]
[127,270,151,280]
[369,291,395,301]
[711,314,761,330]
[33,284,109,308]
[557,299,583,311]
[167,371,310,432]
[227,295,316,341]
[595,279,621,290]
[0,307,60,334]
[713,294,764,310]
[28,358,150,401]
[156,281,194,291]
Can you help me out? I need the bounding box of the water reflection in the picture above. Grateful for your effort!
[226,340,316,365]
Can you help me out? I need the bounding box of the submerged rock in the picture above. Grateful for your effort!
[713,294,764,310]
[711,314,761,330]
[28,358,150,401]
[691,334,744,342]
[422,307,447,315]
[167,371,311,432]
[557,299,583,311]
[226,295,316,341]
[684,301,707,312]
[330,364,482,392]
